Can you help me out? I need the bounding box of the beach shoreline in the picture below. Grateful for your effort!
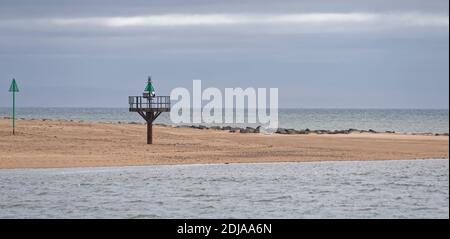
[0,119,448,169]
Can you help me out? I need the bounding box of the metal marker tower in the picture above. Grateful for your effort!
[129,76,171,144]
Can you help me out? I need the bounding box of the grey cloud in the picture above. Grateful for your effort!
[0,0,448,108]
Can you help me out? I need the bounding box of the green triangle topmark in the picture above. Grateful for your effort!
[145,81,154,92]
[9,79,19,92]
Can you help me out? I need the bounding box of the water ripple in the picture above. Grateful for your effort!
[0,159,448,218]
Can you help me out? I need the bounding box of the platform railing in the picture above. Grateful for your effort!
[129,96,171,111]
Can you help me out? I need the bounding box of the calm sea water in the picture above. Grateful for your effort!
[0,108,448,133]
[0,159,448,219]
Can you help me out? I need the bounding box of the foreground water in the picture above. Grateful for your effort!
[0,108,448,133]
[0,159,448,218]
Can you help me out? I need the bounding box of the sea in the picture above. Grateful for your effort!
[0,160,448,219]
[0,108,448,218]
[0,108,448,133]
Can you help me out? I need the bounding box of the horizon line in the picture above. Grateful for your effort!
[0,106,448,110]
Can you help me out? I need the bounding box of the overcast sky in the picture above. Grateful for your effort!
[0,0,448,108]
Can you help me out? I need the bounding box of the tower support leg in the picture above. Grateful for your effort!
[136,111,163,144]
[147,121,153,144]
[145,112,155,145]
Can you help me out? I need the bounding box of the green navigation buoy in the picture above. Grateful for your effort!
[8,79,19,135]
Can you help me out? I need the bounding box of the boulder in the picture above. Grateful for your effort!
[240,128,249,133]
[286,129,298,134]
[314,130,330,134]
[241,127,256,133]
[176,125,191,128]
[255,126,261,133]
[276,128,288,134]
[222,126,232,131]
[333,130,351,134]
[190,125,207,129]
[348,128,359,133]
[229,127,240,133]
[155,123,168,127]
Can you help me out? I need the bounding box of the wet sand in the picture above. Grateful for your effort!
[0,119,448,169]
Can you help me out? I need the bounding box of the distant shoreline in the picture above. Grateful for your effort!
[1,116,449,136]
[0,107,448,135]
[0,118,448,169]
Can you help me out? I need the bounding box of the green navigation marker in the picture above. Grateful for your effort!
[9,79,19,135]
[9,79,19,92]
[145,77,155,93]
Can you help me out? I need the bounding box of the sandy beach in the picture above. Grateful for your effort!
[0,118,448,169]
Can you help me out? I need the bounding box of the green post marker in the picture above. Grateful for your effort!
[9,79,19,135]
